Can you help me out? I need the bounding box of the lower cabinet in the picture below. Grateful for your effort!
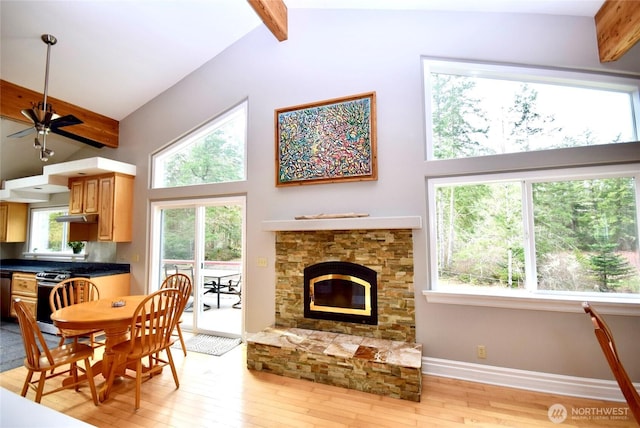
[10,272,36,317]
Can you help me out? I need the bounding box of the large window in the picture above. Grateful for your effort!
[424,60,638,160]
[152,101,247,188]
[424,60,640,302]
[429,166,640,297]
[29,207,72,254]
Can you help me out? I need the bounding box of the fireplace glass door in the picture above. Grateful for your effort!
[304,261,378,325]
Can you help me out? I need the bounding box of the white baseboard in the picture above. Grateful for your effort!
[423,357,636,402]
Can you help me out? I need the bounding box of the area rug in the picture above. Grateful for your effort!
[174,334,241,356]
[0,321,59,372]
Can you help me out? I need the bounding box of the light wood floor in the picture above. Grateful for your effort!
[0,343,636,427]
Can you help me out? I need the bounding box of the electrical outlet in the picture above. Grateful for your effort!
[477,345,487,359]
[257,257,268,267]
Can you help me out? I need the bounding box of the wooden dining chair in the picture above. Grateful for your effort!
[582,302,640,424]
[49,278,104,349]
[160,273,192,356]
[13,298,99,405]
[104,288,183,409]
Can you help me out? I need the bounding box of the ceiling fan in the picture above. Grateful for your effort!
[8,34,85,161]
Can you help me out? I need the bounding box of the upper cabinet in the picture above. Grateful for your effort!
[68,173,134,242]
[0,202,28,242]
[98,173,134,241]
[69,176,99,214]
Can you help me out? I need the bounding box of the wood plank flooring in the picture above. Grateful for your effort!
[0,343,636,427]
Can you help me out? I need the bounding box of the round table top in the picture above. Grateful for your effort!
[50,295,147,331]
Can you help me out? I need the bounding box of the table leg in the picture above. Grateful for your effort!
[217,277,221,308]
[100,326,130,378]
[61,325,131,400]
[97,325,131,401]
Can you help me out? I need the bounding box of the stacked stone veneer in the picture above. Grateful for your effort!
[246,228,422,401]
[274,229,415,342]
[247,327,422,401]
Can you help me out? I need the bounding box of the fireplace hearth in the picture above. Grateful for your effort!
[304,261,377,325]
[248,224,422,401]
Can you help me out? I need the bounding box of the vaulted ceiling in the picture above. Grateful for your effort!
[1,0,638,182]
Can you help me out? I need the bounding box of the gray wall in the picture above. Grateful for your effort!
[93,10,639,382]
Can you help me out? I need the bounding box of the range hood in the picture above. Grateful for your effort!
[55,214,98,223]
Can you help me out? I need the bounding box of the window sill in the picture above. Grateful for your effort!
[423,290,640,316]
[22,252,87,262]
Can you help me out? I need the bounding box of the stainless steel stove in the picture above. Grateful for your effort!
[36,270,71,334]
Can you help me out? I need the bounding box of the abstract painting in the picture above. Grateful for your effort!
[276,92,377,186]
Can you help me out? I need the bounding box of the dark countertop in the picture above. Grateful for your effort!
[0,259,130,278]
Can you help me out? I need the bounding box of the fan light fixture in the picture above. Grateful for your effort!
[8,34,84,161]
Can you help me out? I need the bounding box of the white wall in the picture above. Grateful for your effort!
[109,10,640,382]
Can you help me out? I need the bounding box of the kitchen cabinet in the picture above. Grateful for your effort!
[68,172,134,242]
[0,202,28,243]
[10,272,36,318]
[69,177,99,214]
[97,174,133,241]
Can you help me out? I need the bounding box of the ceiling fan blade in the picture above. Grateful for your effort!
[7,126,37,139]
[50,114,83,130]
[21,108,40,125]
[51,127,105,148]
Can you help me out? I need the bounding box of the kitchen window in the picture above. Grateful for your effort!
[151,101,247,189]
[28,207,73,254]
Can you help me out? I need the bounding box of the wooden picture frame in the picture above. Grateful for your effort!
[275,92,377,186]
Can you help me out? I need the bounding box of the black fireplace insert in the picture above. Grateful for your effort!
[304,261,377,325]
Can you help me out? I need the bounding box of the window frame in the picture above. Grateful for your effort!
[422,58,640,161]
[422,59,640,314]
[151,100,248,189]
[25,205,78,258]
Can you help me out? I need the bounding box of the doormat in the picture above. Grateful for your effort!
[174,334,241,356]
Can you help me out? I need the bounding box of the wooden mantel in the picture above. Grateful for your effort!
[0,79,119,148]
[262,216,422,231]
[595,0,640,62]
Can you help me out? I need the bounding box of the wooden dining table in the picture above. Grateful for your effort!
[50,294,147,401]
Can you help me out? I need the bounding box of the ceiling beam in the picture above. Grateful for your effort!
[0,79,119,148]
[595,0,640,62]
[248,0,288,42]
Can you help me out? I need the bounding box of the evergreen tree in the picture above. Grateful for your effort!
[431,74,489,159]
[589,228,633,292]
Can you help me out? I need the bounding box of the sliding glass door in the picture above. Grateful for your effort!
[150,196,244,337]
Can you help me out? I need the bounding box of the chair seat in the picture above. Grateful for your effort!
[57,327,103,338]
[112,335,178,359]
[31,342,95,371]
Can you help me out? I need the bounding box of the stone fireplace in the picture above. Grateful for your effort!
[304,260,378,325]
[274,227,417,341]
[247,216,423,401]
